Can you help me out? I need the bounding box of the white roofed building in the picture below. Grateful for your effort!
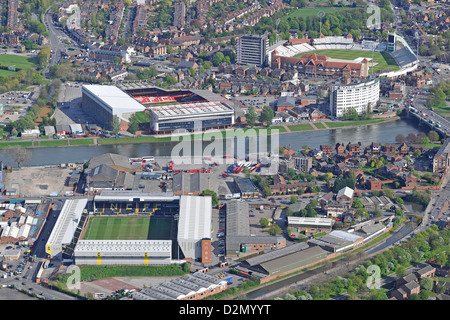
[177,196,212,261]
[81,85,146,131]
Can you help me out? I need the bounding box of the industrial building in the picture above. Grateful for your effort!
[81,85,146,130]
[330,78,380,118]
[225,200,286,258]
[132,272,228,300]
[46,198,88,259]
[239,242,329,283]
[177,196,212,263]
[74,240,172,265]
[287,216,334,237]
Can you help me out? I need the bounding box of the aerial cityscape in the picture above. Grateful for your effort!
[0,0,449,307]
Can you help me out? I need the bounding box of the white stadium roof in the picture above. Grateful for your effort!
[82,84,146,119]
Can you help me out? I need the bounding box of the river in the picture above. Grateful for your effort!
[0,118,423,167]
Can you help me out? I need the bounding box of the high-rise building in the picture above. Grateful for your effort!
[330,78,380,118]
[237,33,269,67]
[174,1,186,28]
[387,33,396,52]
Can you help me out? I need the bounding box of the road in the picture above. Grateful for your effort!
[43,7,84,75]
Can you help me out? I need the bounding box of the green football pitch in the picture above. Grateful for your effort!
[294,49,399,72]
[83,216,173,240]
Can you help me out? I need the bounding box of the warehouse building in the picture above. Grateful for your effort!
[177,196,212,262]
[132,272,228,300]
[81,85,146,130]
[46,198,88,259]
[239,242,329,283]
[308,230,364,253]
[149,100,235,133]
[225,200,286,258]
[74,239,172,265]
[287,216,334,237]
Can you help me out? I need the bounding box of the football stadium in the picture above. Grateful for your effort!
[48,192,213,266]
[82,83,235,134]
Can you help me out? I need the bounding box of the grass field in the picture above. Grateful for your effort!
[286,7,350,19]
[294,49,399,72]
[0,54,38,72]
[325,119,387,128]
[287,123,314,132]
[83,216,172,240]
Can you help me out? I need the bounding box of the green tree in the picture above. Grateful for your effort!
[290,196,297,204]
[268,224,282,236]
[246,106,258,128]
[260,105,274,126]
[428,130,439,142]
[213,52,225,66]
[200,189,219,207]
[127,114,139,134]
[260,218,270,228]
[110,115,121,136]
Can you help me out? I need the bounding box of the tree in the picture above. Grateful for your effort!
[395,134,406,144]
[290,196,297,204]
[213,52,225,66]
[110,115,121,136]
[268,224,282,236]
[260,218,270,228]
[428,130,439,142]
[127,114,139,134]
[260,105,274,126]
[7,146,31,168]
[246,106,258,128]
[420,277,433,291]
[200,189,219,207]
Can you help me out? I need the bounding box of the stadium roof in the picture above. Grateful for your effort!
[47,198,88,249]
[82,85,146,119]
[150,101,233,120]
[177,196,212,241]
[74,240,172,257]
[94,190,178,202]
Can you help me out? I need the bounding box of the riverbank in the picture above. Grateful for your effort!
[0,117,399,150]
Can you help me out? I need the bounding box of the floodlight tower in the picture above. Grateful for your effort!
[318,11,325,36]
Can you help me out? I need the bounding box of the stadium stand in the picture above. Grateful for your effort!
[391,47,418,68]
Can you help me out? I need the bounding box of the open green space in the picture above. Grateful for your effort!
[294,49,399,72]
[287,123,314,132]
[39,139,69,147]
[0,54,39,72]
[325,119,387,128]
[70,138,94,145]
[313,122,326,129]
[286,7,350,19]
[83,216,172,240]
[0,141,33,149]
